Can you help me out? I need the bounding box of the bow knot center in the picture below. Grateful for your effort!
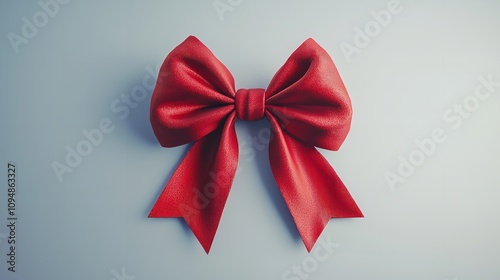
[235,88,265,121]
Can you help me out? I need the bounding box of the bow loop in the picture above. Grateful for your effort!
[150,36,236,147]
[265,38,352,150]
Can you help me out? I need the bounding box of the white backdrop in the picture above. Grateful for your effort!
[1,0,500,279]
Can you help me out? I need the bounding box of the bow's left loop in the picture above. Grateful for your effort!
[150,36,236,147]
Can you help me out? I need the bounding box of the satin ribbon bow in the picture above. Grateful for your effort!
[149,36,363,253]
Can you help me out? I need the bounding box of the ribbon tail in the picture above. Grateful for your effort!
[149,113,238,253]
[268,115,363,252]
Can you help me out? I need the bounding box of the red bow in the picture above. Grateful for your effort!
[149,36,363,253]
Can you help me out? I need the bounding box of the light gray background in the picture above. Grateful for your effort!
[1,0,500,279]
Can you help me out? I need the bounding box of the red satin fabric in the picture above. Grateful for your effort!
[149,36,363,253]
